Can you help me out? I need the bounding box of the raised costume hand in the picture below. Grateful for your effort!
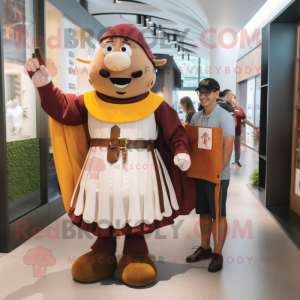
[24,48,51,88]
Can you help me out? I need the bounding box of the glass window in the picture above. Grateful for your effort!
[173,55,210,88]
[200,58,210,82]
[3,0,38,142]
[173,54,199,88]
[3,0,42,221]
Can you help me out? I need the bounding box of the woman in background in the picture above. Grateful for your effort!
[180,96,196,128]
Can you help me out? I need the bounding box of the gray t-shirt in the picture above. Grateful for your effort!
[190,105,235,180]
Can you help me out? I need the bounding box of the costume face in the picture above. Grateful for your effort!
[87,37,156,98]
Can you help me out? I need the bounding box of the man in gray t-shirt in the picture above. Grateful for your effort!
[186,78,235,273]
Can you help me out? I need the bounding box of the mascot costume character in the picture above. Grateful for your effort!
[25,24,196,286]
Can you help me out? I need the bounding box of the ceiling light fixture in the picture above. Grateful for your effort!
[136,15,142,25]
[153,23,157,36]
[178,45,181,52]
[188,53,190,60]
[173,34,177,43]
[182,54,184,59]
[113,0,122,3]
[158,25,162,33]
[167,33,171,44]
[142,15,147,28]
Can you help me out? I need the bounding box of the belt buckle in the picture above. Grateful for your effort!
[118,137,127,150]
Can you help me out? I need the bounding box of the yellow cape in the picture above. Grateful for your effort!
[49,90,164,212]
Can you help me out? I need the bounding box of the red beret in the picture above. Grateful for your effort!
[100,24,155,67]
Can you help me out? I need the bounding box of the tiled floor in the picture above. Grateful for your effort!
[1,147,300,300]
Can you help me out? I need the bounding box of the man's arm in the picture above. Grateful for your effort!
[233,115,237,127]
[243,118,258,130]
[222,136,234,170]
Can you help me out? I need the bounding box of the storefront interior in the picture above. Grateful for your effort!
[1,0,300,298]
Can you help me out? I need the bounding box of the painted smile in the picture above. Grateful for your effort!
[109,78,132,89]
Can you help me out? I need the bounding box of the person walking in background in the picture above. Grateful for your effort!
[218,89,237,126]
[231,94,258,167]
[180,96,196,127]
[199,89,237,127]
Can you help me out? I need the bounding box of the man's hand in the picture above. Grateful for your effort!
[181,121,188,128]
[174,153,191,171]
[24,48,51,88]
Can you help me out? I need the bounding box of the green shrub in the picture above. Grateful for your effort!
[249,161,259,187]
[7,138,40,202]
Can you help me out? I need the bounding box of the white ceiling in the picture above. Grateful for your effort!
[83,0,268,59]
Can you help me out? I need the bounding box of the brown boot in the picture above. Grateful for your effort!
[71,250,117,283]
[117,254,157,286]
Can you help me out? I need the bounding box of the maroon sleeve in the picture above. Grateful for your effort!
[154,101,188,156]
[37,81,87,126]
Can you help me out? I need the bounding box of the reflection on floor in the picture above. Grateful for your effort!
[1,147,300,300]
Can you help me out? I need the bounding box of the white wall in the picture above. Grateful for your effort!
[209,33,239,94]
[209,0,293,94]
[237,0,293,59]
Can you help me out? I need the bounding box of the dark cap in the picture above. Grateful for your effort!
[195,78,220,92]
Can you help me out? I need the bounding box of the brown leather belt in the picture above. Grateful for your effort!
[88,137,165,214]
[89,138,152,149]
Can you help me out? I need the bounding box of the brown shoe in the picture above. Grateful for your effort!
[71,250,117,283]
[117,254,157,286]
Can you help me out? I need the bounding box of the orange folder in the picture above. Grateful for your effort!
[185,125,223,242]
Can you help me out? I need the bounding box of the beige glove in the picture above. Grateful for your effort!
[174,153,191,171]
[25,58,51,88]
[24,49,51,87]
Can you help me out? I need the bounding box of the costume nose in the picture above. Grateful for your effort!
[104,52,131,72]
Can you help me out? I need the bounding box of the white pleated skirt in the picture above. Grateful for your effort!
[70,112,179,230]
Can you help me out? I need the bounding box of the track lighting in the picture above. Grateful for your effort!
[158,25,162,33]
[136,15,142,25]
[167,33,171,44]
[178,45,180,52]
[173,34,177,43]
[142,16,147,28]
[188,53,190,60]
[153,23,157,36]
